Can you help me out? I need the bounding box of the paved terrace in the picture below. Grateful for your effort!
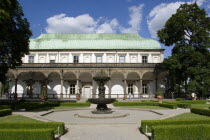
[13,104,190,140]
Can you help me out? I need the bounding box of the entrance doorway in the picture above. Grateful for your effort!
[84,87,91,98]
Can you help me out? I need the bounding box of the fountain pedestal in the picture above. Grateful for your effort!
[89,76,115,114]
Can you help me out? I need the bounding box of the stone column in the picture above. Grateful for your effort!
[139,79,142,98]
[108,80,111,98]
[124,80,127,97]
[14,78,18,100]
[60,70,64,98]
[76,79,79,94]
[92,80,96,98]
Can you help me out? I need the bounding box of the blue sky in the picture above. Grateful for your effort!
[19,0,210,58]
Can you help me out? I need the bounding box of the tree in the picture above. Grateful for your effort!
[0,0,32,84]
[158,3,210,97]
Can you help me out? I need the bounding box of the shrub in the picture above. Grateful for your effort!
[191,108,210,116]
[60,102,90,107]
[159,103,177,109]
[177,103,191,108]
[0,109,12,117]
[176,98,183,101]
[0,105,11,109]
[114,99,119,102]
[0,129,54,140]
[180,100,206,104]
[0,122,65,135]
[140,119,210,133]
[113,102,160,106]
[86,99,90,103]
[19,102,60,111]
[151,124,210,140]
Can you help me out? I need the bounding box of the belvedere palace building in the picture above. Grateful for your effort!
[7,33,167,99]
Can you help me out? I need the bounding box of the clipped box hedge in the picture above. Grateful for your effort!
[159,103,177,109]
[114,102,177,109]
[0,122,65,135]
[140,119,210,133]
[180,100,206,104]
[191,108,210,116]
[0,129,54,140]
[0,109,12,117]
[0,105,11,109]
[175,98,183,101]
[60,102,90,107]
[163,101,191,108]
[151,124,210,140]
[113,102,160,106]
[19,102,60,111]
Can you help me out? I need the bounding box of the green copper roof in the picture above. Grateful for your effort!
[29,33,162,50]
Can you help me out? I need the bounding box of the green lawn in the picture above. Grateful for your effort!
[118,106,169,109]
[166,113,210,120]
[0,115,42,122]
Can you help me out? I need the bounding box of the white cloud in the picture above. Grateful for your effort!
[45,4,144,34]
[147,0,207,38]
[45,14,97,33]
[96,19,119,33]
[120,4,144,33]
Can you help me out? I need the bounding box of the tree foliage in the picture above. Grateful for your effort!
[158,3,210,97]
[0,0,32,83]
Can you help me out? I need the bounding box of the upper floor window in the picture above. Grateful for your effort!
[49,55,56,63]
[142,56,148,63]
[29,56,34,63]
[96,56,102,63]
[119,56,125,63]
[50,60,55,63]
[74,56,79,63]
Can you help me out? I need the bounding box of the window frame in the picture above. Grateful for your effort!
[142,84,148,94]
[70,84,76,94]
[73,56,79,63]
[119,56,125,63]
[142,56,148,63]
[128,84,134,94]
[29,56,34,63]
[96,56,102,63]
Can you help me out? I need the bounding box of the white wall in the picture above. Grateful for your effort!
[24,50,163,63]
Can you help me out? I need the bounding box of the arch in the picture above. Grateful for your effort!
[79,72,93,82]
[142,72,155,80]
[127,72,140,80]
[47,72,61,95]
[17,72,31,80]
[94,71,109,78]
[111,72,124,80]
[6,72,16,79]
[142,72,156,95]
[111,72,124,94]
[63,72,77,80]
[48,72,61,80]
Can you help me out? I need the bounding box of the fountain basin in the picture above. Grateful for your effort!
[89,98,116,114]
[88,98,115,104]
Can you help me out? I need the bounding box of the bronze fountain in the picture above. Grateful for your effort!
[89,73,115,114]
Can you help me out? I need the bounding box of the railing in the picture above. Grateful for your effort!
[21,93,154,99]
[92,94,155,99]
[17,63,159,68]
[21,94,77,99]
